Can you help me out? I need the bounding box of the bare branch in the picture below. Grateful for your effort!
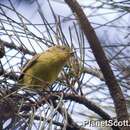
[64,0,129,130]
[39,92,120,130]
[0,39,35,55]
[0,40,5,58]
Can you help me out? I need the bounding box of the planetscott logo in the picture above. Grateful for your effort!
[80,119,130,127]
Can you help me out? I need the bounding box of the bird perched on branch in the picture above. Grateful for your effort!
[19,45,73,90]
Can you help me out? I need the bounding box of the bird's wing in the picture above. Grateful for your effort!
[19,54,40,80]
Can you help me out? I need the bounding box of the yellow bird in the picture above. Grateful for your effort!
[19,45,73,90]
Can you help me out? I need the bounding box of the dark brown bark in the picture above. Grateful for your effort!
[64,0,130,130]
[0,40,5,58]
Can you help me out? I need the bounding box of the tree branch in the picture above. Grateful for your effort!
[40,92,120,130]
[0,39,35,55]
[64,0,129,130]
[0,40,5,58]
[82,67,104,81]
